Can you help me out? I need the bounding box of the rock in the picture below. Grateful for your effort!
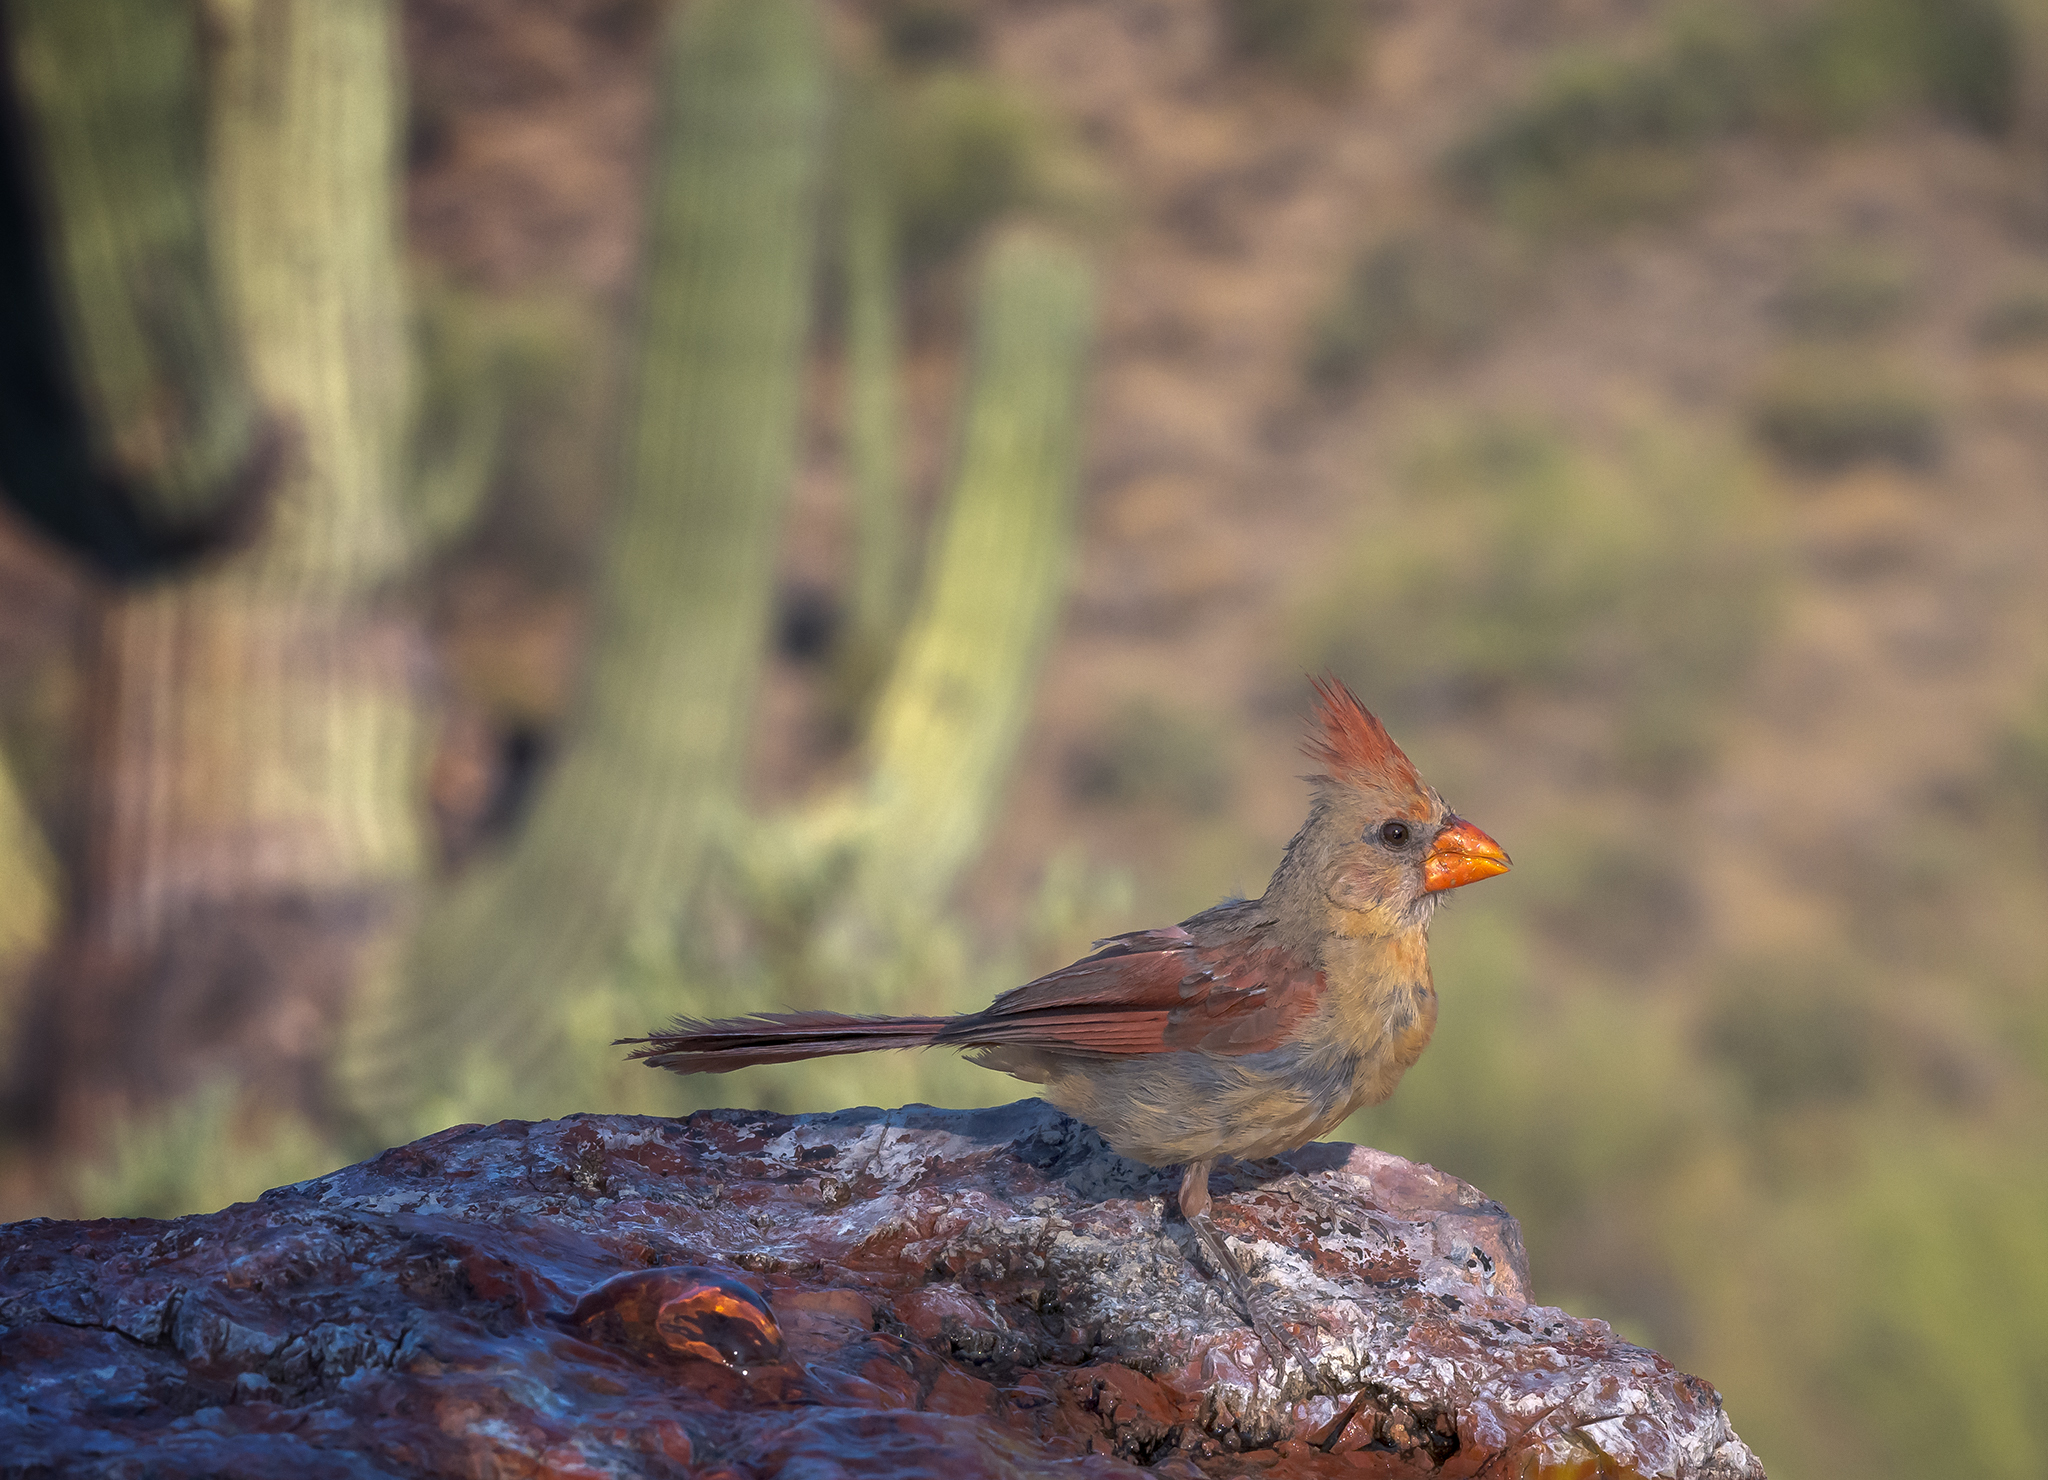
[0,1100,1764,1478]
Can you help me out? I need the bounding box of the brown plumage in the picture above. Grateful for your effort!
[621,678,1510,1364]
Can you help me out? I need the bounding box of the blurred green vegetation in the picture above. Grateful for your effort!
[1305,228,1507,389]
[1747,238,1943,472]
[1451,0,2019,229]
[67,1079,337,1220]
[1346,839,2048,1479]
[1064,697,1236,816]
[873,0,982,68]
[1524,820,1700,975]
[1700,956,1879,1113]
[1305,378,2042,1477]
[1750,348,1943,470]
[0,749,53,961]
[1997,682,2048,826]
[1219,0,1365,91]
[408,281,614,569]
[1973,274,2048,346]
[1773,244,1919,339]
[889,72,1103,275]
[1298,415,1779,787]
[6,0,431,1173]
[829,38,1103,718]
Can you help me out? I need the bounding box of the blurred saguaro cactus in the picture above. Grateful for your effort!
[0,0,271,568]
[856,229,1094,916]
[707,225,1097,1030]
[7,0,425,1142]
[0,0,1101,1157]
[376,7,1100,1125]
[376,0,833,1122]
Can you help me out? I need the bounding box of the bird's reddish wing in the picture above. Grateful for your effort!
[936,925,1325,1058]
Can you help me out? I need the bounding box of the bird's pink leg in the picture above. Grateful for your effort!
[1177,1160,1311,1373]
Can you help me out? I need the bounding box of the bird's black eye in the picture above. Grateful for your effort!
[1379,821,1410,846]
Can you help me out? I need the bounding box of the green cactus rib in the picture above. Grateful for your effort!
[842,73,910,654]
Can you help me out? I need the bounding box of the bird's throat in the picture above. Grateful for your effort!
[1322,892,1431,941]
[1320,923,1429,986]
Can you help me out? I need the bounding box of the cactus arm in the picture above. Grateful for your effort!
[859,229,1096,912]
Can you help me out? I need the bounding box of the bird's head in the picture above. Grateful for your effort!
[1282,677,1511,937]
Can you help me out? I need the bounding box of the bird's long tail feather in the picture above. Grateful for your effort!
[619,1012,951,1074]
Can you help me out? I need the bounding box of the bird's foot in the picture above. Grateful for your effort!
[1187,1210,1315,1377]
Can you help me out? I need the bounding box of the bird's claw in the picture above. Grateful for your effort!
[1187,1211,1316,1377]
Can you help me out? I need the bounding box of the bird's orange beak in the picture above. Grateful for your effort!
[1422,817,1511,893]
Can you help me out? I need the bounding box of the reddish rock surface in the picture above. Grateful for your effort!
[0,1101,1763,1478]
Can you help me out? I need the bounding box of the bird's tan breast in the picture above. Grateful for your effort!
[1311,929,1438,1111]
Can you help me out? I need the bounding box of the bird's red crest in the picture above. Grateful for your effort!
[1304,676,1423,793]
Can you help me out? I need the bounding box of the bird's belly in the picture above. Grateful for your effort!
[1034,1044,1371,1168]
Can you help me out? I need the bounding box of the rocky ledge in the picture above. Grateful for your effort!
[0,1100,1762,1479]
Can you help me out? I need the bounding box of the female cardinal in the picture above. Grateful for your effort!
[622,678,1509,1362]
